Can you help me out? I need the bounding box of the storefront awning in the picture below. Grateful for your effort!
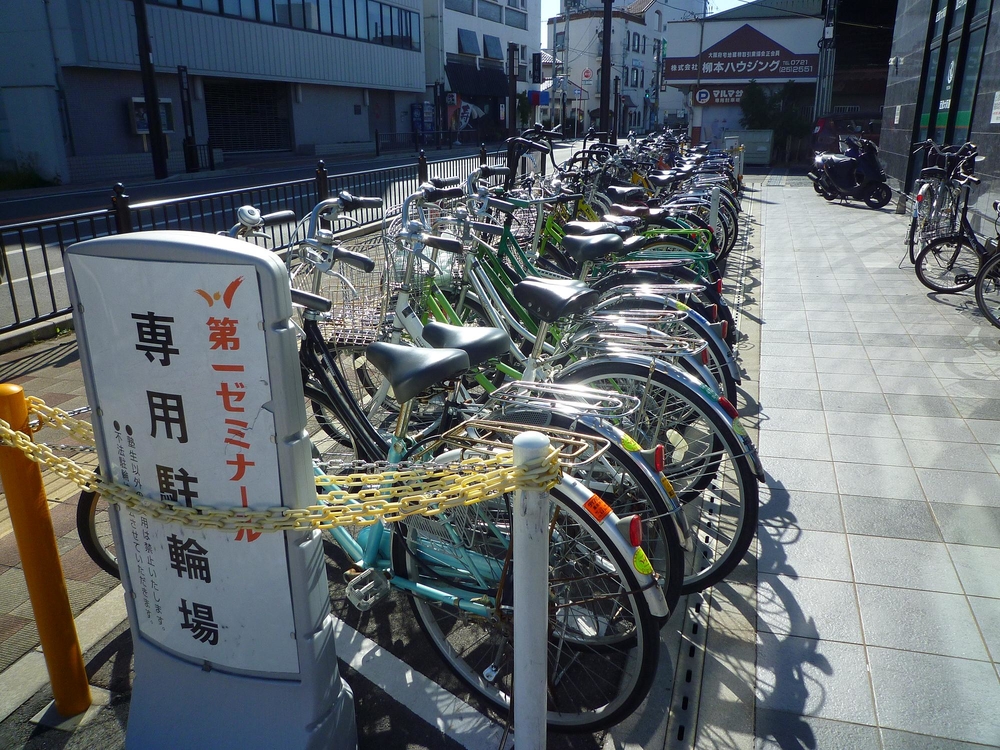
[620,95,637,109]
[445,63,509,97]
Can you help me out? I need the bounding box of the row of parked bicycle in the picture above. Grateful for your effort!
[75,126,759,732]
[902,139,1000,328]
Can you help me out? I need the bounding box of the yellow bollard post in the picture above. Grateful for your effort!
[0,383,92,718]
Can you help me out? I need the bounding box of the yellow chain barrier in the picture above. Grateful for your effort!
[1,397,562,533]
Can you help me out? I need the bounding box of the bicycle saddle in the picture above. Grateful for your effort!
[600,215,644,231]
[513,277,601,323]
[564,220,632,238]
[607,204,650,218]
[606,186,646,203]
[560,233,625,263]
[920,166,946,179]
[647,173,679,189]
[422,322,511,367]
[364,343,469,404]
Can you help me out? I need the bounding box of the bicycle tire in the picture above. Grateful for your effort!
[974,251,1000,330]
[304,383,360,467]
[555,359,759,593]
[915,235,981,293]
[76,477,120,579]
[398,482,660,731]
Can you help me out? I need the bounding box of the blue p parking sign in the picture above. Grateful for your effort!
[696,89,711,105]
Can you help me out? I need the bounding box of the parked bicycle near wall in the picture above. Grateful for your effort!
[906,140,978,263]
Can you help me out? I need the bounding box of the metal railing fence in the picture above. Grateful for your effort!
[1,148,506,338]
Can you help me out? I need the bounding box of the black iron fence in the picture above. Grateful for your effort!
[0,148,506,338]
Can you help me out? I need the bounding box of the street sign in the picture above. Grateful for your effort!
[696,89,711,105]
[582,68,593,80]
[66,231,356,749]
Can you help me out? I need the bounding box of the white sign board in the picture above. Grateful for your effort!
[70,255,298,674]
[992,91,1000,125]
[894,105,901,125]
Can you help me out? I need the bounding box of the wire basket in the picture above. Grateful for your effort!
[288,231,392,348]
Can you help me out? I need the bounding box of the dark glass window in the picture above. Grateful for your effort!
[931,0,947,39]
[952,25,986,142]
[259,0,274,22]
[458,27,481,55]
[345,0,357,36]
[367,0,380,40]
[320,0,332,32]
[411,13,420,50]
[484,34,504,59]
[274,0,290,24]
[917,46,941,139]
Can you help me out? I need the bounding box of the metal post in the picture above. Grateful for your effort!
[612,76,620,144]
[508,42,518,138]
[316,160,329,201]
[132,0,168,179]
[512,431,551,750]
[480,142,488,166]
[417,150,428,183]
[0,384,92,718]
[112,183,133,233]
[598,0,612,140]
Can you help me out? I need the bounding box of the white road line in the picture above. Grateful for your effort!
[6,267,66,285]
[332,619,513,749]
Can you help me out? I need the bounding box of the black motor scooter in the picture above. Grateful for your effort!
[807,136,892,209]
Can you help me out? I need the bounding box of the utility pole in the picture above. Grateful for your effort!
[507,42,518,136]
[132,0,168,179]
[691,0,707,143]
[598,0,612,141]
[812,0,838,121]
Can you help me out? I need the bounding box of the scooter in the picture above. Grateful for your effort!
[807,136,892,209]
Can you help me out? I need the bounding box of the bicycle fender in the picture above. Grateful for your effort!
[556,474,670,619]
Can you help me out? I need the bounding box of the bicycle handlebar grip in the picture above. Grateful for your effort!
[486,197,517,215]
[332,247,376,273]
[428,176,462,188]
[290,288,333,312]
[508,137,550,154]
[470,220,505,235]
[423,185,466,202]
[479,165,511,179]
[558,193,583,203]
[338,191,384,211]
[260,209,297,226]
[420,234,464,253]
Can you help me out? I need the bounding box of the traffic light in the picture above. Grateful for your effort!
[531,52,542,84]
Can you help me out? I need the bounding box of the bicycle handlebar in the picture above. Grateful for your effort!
[290,288,333,312]
[422,185,466,202]
[261,209,297,226]
[428,176,462,188]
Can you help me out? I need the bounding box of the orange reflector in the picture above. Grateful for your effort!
[707,304,718,321]
[701,348,710,365]
[584,494,612,522]
[721,320,729,340]
[715,279,723,295]
[629,515,643,547]
[654,444,665,472]
[718,396,740,419]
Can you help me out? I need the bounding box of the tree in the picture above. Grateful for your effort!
[739,80,769,129]
[517,91,532,129]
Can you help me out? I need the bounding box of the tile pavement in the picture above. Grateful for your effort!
[743,177,1000,749]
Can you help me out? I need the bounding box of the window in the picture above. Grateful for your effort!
[631,68,638,87]
[952,25,986,142]
[520,44,527,61]
[484,34,504,59]
[458,27,481,55]
[555,31,565,50]
[505,8,526,28]
[623,67,629,87]
[654,9,661,31]
[640,68,644,88]
[642,36,646,54]
[479,0,502,21]
[445,0,474,12]
[632,32,639,51]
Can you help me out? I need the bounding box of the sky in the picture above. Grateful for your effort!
[538,0,747,45]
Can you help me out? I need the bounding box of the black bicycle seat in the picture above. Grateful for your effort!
[601,215,644,230]
[422,322,511,367]
[920,166,946,179]
[364,343,469,404]
[513,277,601,323]
[607,203,650,218]
[563,220,619,236]
[560,233,625,263]
[606,186,646,203]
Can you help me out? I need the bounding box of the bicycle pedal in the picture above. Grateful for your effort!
[345,568,390,611]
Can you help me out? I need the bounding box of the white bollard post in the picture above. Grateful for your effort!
[512,431,551,750]
[710,185,721,240]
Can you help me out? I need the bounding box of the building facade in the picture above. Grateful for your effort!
[0,0,426,183]
[880,0,997,230]
[422,0,540,137]
[662,0,823,148]
[544,0,703,137]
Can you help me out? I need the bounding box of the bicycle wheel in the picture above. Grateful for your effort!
[915,235,981,293]
[974,252,1000,330]
[398,482,659,731]
[304,383,360,467]
[76,478,120,579]
[556,359,759,593]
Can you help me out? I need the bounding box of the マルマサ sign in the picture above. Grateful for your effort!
[663,24,819,82]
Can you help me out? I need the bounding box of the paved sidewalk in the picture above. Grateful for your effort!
[2,177,999,748]
[747,175,1000,749]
